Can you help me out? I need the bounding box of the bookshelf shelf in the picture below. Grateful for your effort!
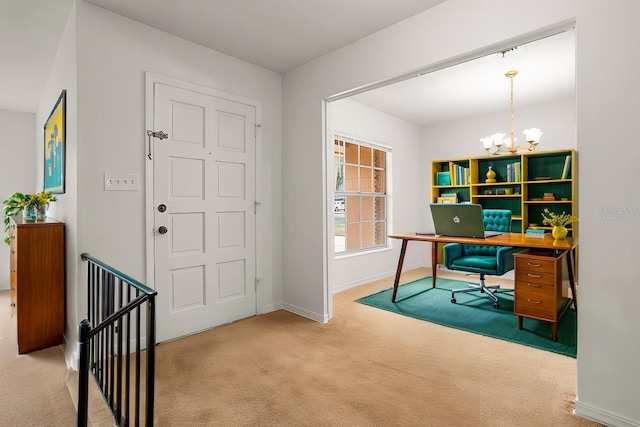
[431,149,577,236]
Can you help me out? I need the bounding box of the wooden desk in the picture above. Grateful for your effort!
[388,232,578,310]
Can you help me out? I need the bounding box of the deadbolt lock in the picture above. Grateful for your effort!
[158,204,167,212]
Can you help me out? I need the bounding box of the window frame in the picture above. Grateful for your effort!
[333,133,391,256]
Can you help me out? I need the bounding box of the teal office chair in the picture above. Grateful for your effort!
[443,209,517,309]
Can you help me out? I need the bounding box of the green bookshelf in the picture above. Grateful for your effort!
[431,149,577,236]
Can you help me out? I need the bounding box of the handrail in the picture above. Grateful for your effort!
[80,253,156,295]
[78,253,157,427]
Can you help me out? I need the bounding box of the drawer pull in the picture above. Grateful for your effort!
[527,273,542,278]
[527,283,542,288]
[526,299,542,304]
[527,262,542,267]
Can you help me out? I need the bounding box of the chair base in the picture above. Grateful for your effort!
[450,274,508,309]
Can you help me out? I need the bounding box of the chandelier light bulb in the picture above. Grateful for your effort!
[523,128,543,144]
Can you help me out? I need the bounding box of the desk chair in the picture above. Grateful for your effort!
[443,209,517,309]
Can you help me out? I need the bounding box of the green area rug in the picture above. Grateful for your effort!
[357,277,576,358]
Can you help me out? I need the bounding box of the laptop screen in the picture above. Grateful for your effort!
[429,203,501,238]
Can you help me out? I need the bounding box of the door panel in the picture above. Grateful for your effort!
[153,83,256,342]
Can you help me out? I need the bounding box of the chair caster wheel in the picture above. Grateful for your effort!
[494,302,500,309]
[451,298,457,304]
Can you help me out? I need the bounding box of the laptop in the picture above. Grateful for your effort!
[429,203,502,238]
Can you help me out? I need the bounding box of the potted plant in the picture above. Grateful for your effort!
[3,192,57,244]
[541,208,578,240]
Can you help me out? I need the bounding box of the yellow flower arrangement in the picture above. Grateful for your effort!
[541,208,578,227]
[3,192,58,243]
[24,192,57,208]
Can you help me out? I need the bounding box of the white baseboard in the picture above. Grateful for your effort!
[283,302,328,323]
[575,400,640,427]
[332,262,428,294]
[63,334,78,371]
[261,302,284,314]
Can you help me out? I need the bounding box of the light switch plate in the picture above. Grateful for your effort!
[104,172,139,191]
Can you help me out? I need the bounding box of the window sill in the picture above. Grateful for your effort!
[335,245,392,260]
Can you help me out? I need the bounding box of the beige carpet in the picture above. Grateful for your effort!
[0,291,76,427]
[152,268,599,426]
[1,268,602,426]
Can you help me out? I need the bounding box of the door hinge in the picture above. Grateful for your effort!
[254,200,261,214]
[254,277,262,291]
[254,123,262,137]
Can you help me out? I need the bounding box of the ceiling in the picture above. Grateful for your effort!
[1,0,445,112]
[2,0,574,126]
[348,29,575,126]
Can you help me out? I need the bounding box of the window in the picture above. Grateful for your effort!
[334,134,390,254]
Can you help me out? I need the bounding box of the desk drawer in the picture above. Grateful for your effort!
[515,280,554,296]
[514,285,556,319]
[515,270,554,286]
[515,257,555,274]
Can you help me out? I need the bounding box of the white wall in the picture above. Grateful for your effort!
[0,109,36,290]
[575,2,640,425]
[36,3,78,362]
[283,0,640,425]
[330,99,424,292]
[41,1,284,369]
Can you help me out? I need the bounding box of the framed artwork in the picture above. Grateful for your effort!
[44,90,66,194]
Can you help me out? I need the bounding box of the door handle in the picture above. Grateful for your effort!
[158,226,168,235]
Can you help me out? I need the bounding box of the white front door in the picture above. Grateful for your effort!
[151,82,257,343]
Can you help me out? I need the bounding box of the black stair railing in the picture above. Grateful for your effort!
[78,253,157,427]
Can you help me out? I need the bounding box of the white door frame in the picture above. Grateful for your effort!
[144,72,263,315]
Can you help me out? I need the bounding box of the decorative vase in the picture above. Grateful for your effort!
[552,225,568,240]
[22,204,48,222]
[36,204,48,221]
[23,205,37,222]
[485,166,496,183]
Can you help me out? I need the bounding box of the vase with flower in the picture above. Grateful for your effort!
[541,208,578,240]
[2,192,57,244]
[22,192,56,222]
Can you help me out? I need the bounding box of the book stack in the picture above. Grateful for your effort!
[542,192,555,201]
[448,162,470,185]
[525,228,547,238]
[506,161,521,182]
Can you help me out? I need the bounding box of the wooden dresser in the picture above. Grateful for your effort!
[9,216,65,354]
[513,248,572,341]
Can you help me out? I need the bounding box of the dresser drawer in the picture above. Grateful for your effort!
[514,286,557,319]
[515,256,555,274]
[515,270,555,286]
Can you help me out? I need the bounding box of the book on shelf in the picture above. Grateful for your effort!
[436,171,451,186]
[505,161,521,182]
[561,154,571,179]
[449,163,470,186]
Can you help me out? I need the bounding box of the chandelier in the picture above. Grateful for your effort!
[481,70,542,155]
